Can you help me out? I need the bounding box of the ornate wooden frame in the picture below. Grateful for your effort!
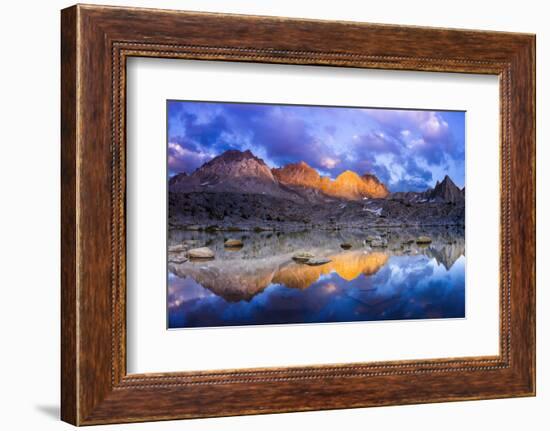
[61,4,536,425]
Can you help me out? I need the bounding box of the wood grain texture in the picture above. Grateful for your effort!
[60,4,536,425]
[60,5,78,425]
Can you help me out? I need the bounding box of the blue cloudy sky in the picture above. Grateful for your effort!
[167,100,465,192]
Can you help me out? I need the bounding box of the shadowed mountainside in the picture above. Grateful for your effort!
[170,149,390,201]
[169,149,465,230]
[390,175,464,204]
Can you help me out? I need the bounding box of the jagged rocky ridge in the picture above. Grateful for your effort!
[169,149,465,230]
[272,161,389,200]
[390,175,465,204]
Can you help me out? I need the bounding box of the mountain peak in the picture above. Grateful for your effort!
[338,169,357,177]
[362,173,383,185]
[282,160,316,172]
[209,149,259,163]
[439,175,458,189]
[333,170,367,188]
[274,162,389,200]
[328,170,388,199]
[361,173,389,196]
[428,175,463,203]
[272,161,322,189]
[193,149,275,184]
[169,171,188,186]
[174,150,391,201]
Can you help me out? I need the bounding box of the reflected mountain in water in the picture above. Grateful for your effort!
[168,227,465,327]
[169,250,390,302]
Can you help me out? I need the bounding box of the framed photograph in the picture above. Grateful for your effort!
[165,100,467,330]
[61,4,536,425]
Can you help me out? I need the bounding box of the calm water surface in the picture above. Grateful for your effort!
[167,228,465,328]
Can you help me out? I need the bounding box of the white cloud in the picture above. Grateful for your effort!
[320,157,340,169]
[168,142,211,160]
[168,141,213,173]
[168,142,185,156]
[420,112,449,138]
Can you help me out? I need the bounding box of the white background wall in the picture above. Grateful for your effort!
[0,0,546,429]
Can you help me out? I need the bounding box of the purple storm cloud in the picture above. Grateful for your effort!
[167,100,465,192]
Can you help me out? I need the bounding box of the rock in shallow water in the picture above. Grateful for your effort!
[305,257,331,266]
[292,252,315,263]
[370,239,388,248]
[168,244,186,253]
[187,247,215,259]
[224,239,243,247]
[169,240,200,253]
[168,253,188,264]
[340,243,352,249]
[416,236,433,244]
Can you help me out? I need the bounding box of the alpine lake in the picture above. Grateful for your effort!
[167,226,465,329]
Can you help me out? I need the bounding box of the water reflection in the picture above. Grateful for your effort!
[168,228,465,328]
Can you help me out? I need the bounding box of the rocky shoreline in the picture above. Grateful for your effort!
[167,226,465,302]
[169,192,464,233]
[168,225,464,264]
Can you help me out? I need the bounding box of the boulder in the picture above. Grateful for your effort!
[168,253,188,264]
[168,244,186,253]
[224,239,243,247]
[187,247,215,259]
[169,240,201,253]
[292,252,315,263]
[416,236,433,244]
